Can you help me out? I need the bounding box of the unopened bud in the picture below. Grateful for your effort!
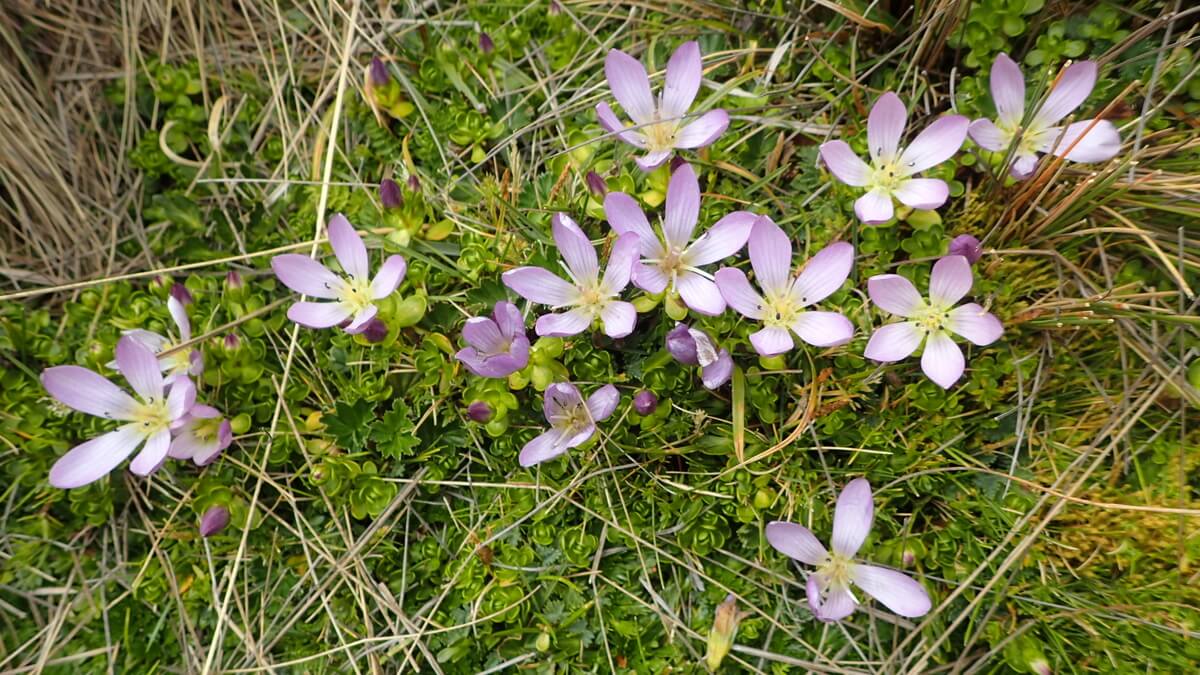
[948,234,983,264]
[225,270,243,289]
[548,0,561,15]
[468,401,493,423]
[380,178,403,209]
[369,56,390,86]
[902,548,916,567]
[479,32,494,54]
[223,333,241,351]
[633,390,658,415]
[200,505,230,537]
[586,170,607,197]
[1030,659,1051,675]
[170,283,193,305]
[361,317,389,343]
[705,594,744,671]
[407,174,421,191]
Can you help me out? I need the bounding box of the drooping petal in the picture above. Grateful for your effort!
[1039,120,1121,163]
[543,382,584,422]
[791,241,853,307]
[807,576,858,622]
[585,384,620,421]
[854,188,894,225]
[116,336,164,403]
[604,192,662,257]
[602,232,641,295]
[596,102,646,148]
[714,267,764,320]
[462,317,508,353]
[287,301,354,328]
[747,217,792,296]
[600,301,637,338]
[370,255,407,299]
[701,350,733,389]
[676,272,725,316]
[868,92,907,162]
[790,311,854,348]
[864,322,924,362]
[535,309,593,337]
[635,149,673,171]
[502,267,579,306]
[344,305,379,334]
[48,425,144,489]
[128,429,171,476]
[765,521,828,565]
[898,115,968,176]
[41,366,138,421]
[928,255,973,307]
[684,211,756,266]
[660,41,701,119]
[967,118,1010,152]
[492,301,526,340]
[868,274,924,317]
[553,213,600,283]
[947,303,1003,345]
[633,262,670,293]
[327,214,369,280]
[850,564,932,618]
[990,53,1026,126]
[164,376,196,419]
[921,330,965,389]
[750,326,793,356]
[271,254,344,299]
[819,140,873,187]
[604,48,656,125]
[167,427,204,460]
[1010,152,1039,179]
[831,478,874,559]
[674,109,729,149]
[893,178,950,210]
[1032,60,1098,128]
[167,296,191,341]
[519,428,568,467]
[663,163,700,249]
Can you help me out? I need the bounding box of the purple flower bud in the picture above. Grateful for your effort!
[380,178,403,209]
[361,317,389,343]
[200,505,230,537]
[225,270,243,289]
[407,174,421,192]
[479,32,494,54]
[170,283,193,306]
[369,56,390,86]
[548,0,561,15]
[902,548,916,567]
[948,234,983,264]
[223,333,241,351]
[1031,660,1052,675]
[669,156,688,174]
[586,171,607,197]
[633,390,658,415]
[468,401,493,422]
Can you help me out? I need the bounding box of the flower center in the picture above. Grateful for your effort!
[761,291,799,329]
[815,552,855,594]
[576,281,614,314]
[130,398,173,437]
[162,345,194,375]
[192,417,224,443]
[644,118,679,153]
[871,158,906,191]
[338,276,374,313]
[552,403,591,436]
[913,302,951,334]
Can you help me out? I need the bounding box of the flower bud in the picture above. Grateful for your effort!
[225,270,243,289]
[902,548,917,567]
[170,283,194,305]
[361,317,389,343]
[369,56,390,86]
[948,234,983,264]
[468,401,493,422]
[380,178,403,209]
[407,174,421,192]
[1030,660,1052,675]
[223,333,241,351]
[633,390,658,415]
[548,0,561,15]
[586,171,607,197]
[705,594,744,672]
[200,505,230,537]
[479,32,494,54]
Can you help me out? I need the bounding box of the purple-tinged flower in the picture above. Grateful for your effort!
[119,295,203,380]
[715,218,855,356]
[520,382,619,467]
[948,234,983,264]
[200,505,230,537]
[369,56,389,87]
[502,214,640,338]
[467,401,493,423]
[665,323,734,389]
[586,171,607,197]
[864,256,1003,389]
[170,283,193,305]
[42,336,196,488]
[969,54,1120,179]
[168,404,232,466]
[819,92,968,224]
[633,390,658,415]
[606,163,756,315]
[479,32,494,54]
[380,178,403,209]
[597,41,729,171]
[766,478,932,622]
[455,301,530,378]
[271,214,407,334]
[225,270,243,289]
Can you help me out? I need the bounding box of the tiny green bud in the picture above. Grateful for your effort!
[665,292,689,320]
[704,594,744,671]
[230,413,251,435]
[393,294,427,328]
[535,632,551,652]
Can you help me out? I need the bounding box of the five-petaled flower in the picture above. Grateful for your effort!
[117,295,204,383]
[271,213,407,334]
[605,163,756,315]
[167,404,233,467]
[666,323,734,389]
[715,217,855,356]
[502,214,640,338]
[968,54,1120,179]
[597,41,729,171]
[820,92,968,224]
[456,301,531,378]
[520,382,619,467]
[865,255,1003,389]
[42,336,196,488]
[766,478,932,622]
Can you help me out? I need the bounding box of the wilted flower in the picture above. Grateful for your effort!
[502,214,639,338]
[520,382,619,466]
[665,323,733,389]
[969,54,1120,179]
[632,390,658,415]
[819,92,968,224]
[705,595,745,671]
[948,234,983,264]
[596,41,729,171]
[766,478,932,621]
[271,214,407,334]
[586,171,607,197]
[200,505,230,537]
[455,301,530,378]
[119,295,204,381]
[606,163,756,315]
[467,401,493,423]
[42,336,196,488]
[865,255,1003,388]
[380,178,403,209]
[715,218,855,356]
[369,56,389,86]
[168,404,232,466]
